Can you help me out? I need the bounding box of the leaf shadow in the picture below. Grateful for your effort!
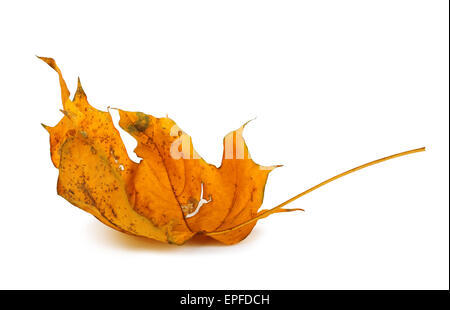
[86,221,230,252]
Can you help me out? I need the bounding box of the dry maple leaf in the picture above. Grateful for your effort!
[39,57,425,245]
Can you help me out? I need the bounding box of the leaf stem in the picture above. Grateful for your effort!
[206,147,425,236]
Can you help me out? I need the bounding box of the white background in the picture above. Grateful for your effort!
[0,1,448,289]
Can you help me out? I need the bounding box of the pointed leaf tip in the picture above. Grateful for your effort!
[41,123,50,132]
[37,56,57,70]
[74,76,87,99]
[243,117,257,128]
[37,56,70,104]
[59,109,72,119]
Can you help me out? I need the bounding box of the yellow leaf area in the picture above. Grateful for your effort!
[40,57,302,245]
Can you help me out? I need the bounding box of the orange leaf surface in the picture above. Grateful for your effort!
[40,57,425,245]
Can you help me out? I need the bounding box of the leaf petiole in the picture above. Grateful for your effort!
[206,147,426,236]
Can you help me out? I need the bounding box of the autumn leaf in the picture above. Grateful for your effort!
[39,57,425,245]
